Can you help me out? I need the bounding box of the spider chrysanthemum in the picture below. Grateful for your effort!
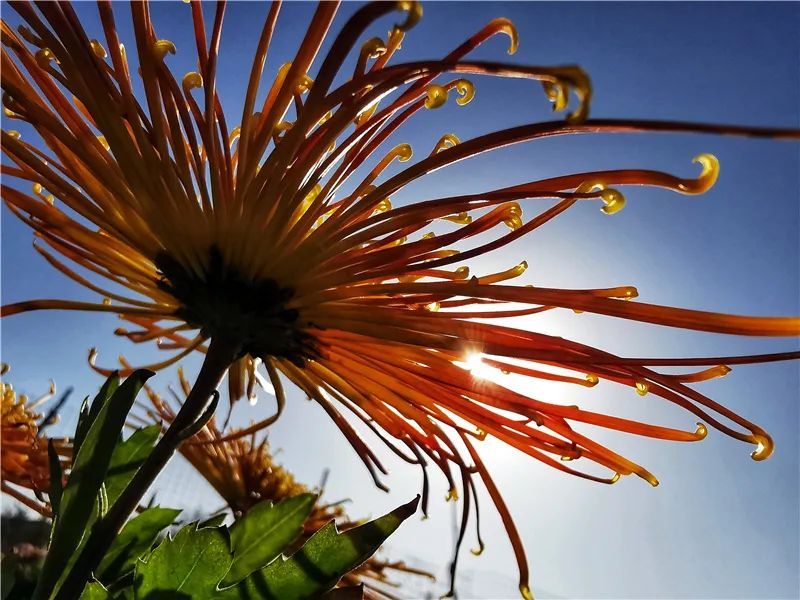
[2,2,799,596]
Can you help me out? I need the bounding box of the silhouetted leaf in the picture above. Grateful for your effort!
[96,507,181,584]
[134,524,232,599]
[34,371,152,600]
[219,496,418,599]
[222,493,317,586]
[47,439,63,516]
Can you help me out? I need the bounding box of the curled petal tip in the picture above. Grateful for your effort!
[89,39,107,59]
[424,84,448,109]
[432,133,460,154]
[394,143,413,162]
[153,40,177,61]
[750,432,774,461]
[622,286,638,299]
[680,153,719,194]
[182,71,203,90]
[454,79,475,105]
[361,37,387,59]
[503,201,524,230]
[694,422,708,440]
[520,584,534,600]
[395,1,423,31]
[491,18,519,55]
[600,188,626,215]
[35,48,58,68]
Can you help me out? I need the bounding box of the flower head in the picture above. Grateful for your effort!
[2,2,799,595]
[1,364,70,516]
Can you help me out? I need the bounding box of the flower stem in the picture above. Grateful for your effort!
[53,336,240,600]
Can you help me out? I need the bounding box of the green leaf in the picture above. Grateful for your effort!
[72,396,91,457]
[198,513,227,529]
[96,507,181,584]
[134,524,232,599]
[74,374,119,455]
[47,439,63,517]
[79,581,111,600]
[88,375,120,427]
[104,425,160,506]
[1,555,17,600]
[222,493,317,586]
[34,371,153,600]
[220,496,418,600]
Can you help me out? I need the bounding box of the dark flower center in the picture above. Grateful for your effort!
[155,245,314,363]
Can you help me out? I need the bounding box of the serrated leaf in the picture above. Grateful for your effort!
[198,513,227,529]
[222,493,317,586]
[219,496,418,600]
[104,425,160,506]
[34,371,152,600]
[79,581,110,600]
[96,507,181,584]
[134,524,232,599]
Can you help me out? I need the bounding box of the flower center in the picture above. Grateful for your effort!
[155,245,314,362]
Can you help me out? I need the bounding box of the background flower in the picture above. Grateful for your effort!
[1,364,71,516]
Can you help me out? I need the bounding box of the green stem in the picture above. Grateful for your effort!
[53,336,240,600]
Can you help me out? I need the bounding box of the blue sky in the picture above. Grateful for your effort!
[1,2,798,598]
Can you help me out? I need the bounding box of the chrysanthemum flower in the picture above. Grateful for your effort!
[1,363,70,516]
[133,367,432,598]
[2,2,799,596]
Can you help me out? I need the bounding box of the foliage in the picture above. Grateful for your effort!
[3,374,414,600]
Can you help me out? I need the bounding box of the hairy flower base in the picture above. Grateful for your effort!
[2,1,799,597]
[155,245,315,364]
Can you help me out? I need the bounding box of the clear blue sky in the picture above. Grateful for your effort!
[2,2,798,598]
